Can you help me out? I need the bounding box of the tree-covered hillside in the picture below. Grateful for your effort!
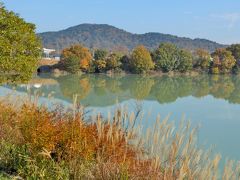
[38,24,226,53]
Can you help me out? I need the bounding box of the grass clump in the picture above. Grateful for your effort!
[0,98,239,179]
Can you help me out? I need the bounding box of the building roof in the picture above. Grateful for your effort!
[43,48,55,53]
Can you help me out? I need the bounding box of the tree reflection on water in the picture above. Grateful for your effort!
[4,74,240,106]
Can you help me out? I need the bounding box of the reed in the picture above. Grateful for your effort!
[0,97,239,179]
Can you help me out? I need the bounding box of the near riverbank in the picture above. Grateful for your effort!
[0,97,240,179]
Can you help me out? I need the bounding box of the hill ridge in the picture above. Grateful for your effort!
[38,23,226,53]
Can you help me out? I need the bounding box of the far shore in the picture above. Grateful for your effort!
[37,59,224,78]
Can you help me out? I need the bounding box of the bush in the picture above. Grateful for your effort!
[0,99,240,179]
[130,45,154,73]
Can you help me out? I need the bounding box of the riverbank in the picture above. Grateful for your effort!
[37,43,240,76]
[0,97,240,179]
[37,60,202,77]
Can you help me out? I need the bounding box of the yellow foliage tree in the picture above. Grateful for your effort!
[130,45,154,73]
[211,48,236,74]
[194,49,211,70]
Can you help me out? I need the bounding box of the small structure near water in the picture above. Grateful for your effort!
[42,48,60,60]
[43,48,55,59]
[37,59,60,73]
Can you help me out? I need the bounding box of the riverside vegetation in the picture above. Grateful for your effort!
[1,2,240,76]
[0,3,41,79]
[1,2,240,179]
[0,96,240,179]
[58,43,240,75]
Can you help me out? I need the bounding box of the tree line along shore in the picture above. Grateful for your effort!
[2,2,240,179]
[1,3,240,79]
[54,43,240,75]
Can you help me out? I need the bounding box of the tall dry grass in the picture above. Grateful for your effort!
[0,96,240,179]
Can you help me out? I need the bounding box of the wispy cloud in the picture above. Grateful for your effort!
[211,13,240,29]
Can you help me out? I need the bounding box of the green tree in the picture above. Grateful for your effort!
[130,45,154,73]
[152,43,179,72]
[227,44,240,73]
[94,49,108,61]
[120,55,131,71]
[194,49,211,70]
[211,48,236,74]
[178,49,193,72]
[0,4,41,78]
[227,44,240,62]
[62,56,80,73]
[61,44,92,72]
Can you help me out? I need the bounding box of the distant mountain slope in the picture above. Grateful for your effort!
[38,24,226,53]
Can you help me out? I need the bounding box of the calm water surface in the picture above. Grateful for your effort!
[1,74,240,162]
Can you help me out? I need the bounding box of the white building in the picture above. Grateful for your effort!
[43,48,56,60]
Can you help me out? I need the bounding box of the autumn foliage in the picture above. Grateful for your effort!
[0,100,155,179]
[194,48,212,70]
[57,43,240,75]
[211,48,236,74]
[61,44,92,72]
[1,98,240,179]
[130,45,154,73]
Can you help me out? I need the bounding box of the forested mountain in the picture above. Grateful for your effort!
[38,24,226,53]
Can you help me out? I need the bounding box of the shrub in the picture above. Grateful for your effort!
[130,45,154,73]
[0,98,240,179]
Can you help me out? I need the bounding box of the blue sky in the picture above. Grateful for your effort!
[2,0,240,44]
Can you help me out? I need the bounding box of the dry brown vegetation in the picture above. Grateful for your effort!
[0,97,240,179]
[38,59,60,66]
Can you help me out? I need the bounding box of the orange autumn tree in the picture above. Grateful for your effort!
[61,44,92,72]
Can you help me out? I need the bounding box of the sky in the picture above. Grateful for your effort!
[2,0,240,44]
